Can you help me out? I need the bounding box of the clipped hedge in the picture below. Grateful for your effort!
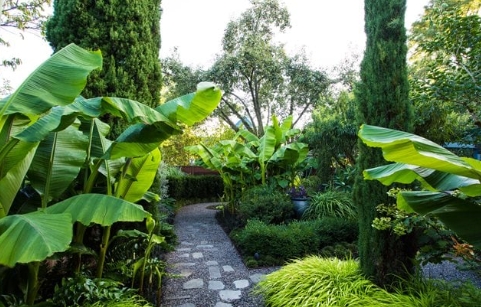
[231,217,358,267]
[167,175,223,201]
[238,185,295,225]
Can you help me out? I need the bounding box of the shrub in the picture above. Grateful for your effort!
[238,185,294,225]
[50,276,136,307]
[303,190,357,220]
[232,220,319,266]
[315,217,358,248]
[231,217,358,266]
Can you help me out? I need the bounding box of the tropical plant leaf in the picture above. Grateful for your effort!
[45,194,150,226]
[101,97,177,127]
[358,124,481,179]
[0,143,38,218]
[364,163,481,195]
[398,191,481,249]
[28,124,88,203]
[0,212,72,267]
[116,148,161,203]
[157,82,222,125]
[0,43,102,118]
[105,123,179,159]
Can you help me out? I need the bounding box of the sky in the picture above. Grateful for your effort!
[1,0,430,90]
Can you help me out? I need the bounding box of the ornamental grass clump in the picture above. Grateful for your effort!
[255,256,389,306]
[303,190,357,220]
[256,256,481,307]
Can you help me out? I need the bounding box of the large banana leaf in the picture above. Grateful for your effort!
[157,82,222,125]
[115,148,161,203]
[364,163,481,196]
[45,194,150,226]
[398,191,481,249]
[359,124,481,179]
[0,144,37,217]
[27,124,88,204]
[101,97,177,128]
[269,142,309,166]
[358,124,481,249]
[0,212,72,267]
[0,114,40,217]
[0,43,102,118]
[103,82,221,160]
[185,143,224,171]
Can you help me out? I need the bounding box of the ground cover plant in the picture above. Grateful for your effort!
[0,44,222,306]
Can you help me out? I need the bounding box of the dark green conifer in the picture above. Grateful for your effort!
[46,0,162,137]
[354,0,416,286]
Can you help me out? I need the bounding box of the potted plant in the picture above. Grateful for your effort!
[288,185,309,218]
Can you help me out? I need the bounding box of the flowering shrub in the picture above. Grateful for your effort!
[287,185,308,199]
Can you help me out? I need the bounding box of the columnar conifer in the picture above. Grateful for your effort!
[354,0,416,286]
[46,0,162,137]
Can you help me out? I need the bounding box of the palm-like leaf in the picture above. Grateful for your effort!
[45,194,150,226]
[398,191,481,248]
[157,82,222,125]
[28,124,88,204]
[0,43,102,118]
[0,212,72,267]
[104,82,222,160]
[359,124,481,179]
[116,149,161,203]
[358,124,481,249]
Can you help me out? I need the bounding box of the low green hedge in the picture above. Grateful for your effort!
[238,185,295,225]
[168,175,223,201]
[231,217,358,267]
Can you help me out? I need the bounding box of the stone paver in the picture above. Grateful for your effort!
[223,265,234,272]
[183,279,204,289]
[219,290,242,302]
[209,266,221,279]
[208,280,225,290]
[234,279,249,289]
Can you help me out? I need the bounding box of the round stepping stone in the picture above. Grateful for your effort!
[215,302,232,307]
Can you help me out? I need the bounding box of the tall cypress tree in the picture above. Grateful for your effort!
[354,0,416,286]
[45,0,162,137]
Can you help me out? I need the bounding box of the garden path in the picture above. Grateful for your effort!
[160,203,278,307]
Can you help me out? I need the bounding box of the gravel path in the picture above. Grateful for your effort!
[160,203,278,307]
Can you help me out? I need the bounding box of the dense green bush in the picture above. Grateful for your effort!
[303,190,357,220]
[238,185,294,225]
[50,276,136,307]
[231,217,358,267]
[168,175,224,201]
[256,256,481,307]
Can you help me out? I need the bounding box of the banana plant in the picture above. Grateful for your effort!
[358,124,481,249]
[0,43,222,305]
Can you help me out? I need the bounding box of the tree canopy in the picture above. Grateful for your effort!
[409,0,481,144]
[162,0,330,136]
